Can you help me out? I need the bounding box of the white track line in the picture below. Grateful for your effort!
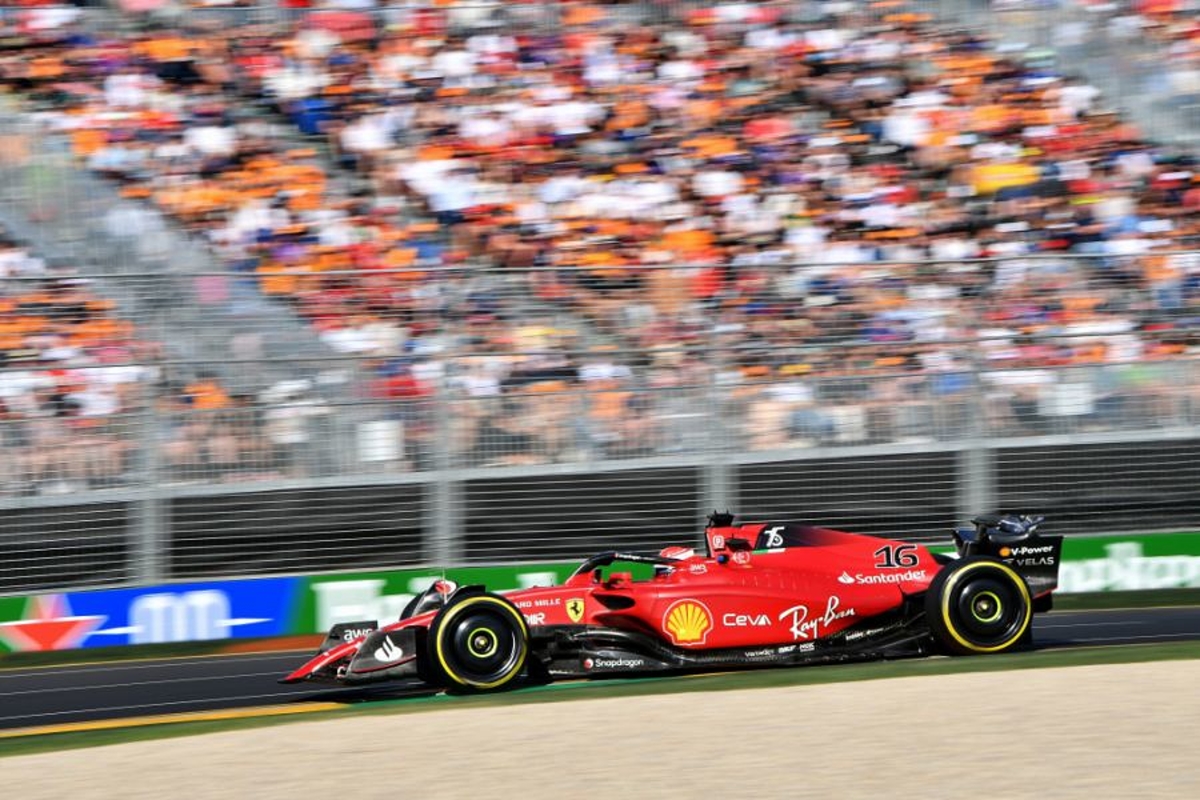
[0,650,312,680]
[0,672,289,698]
[1037,621,1146,629]
[0,690,325,724]
[1069,633,1199,644]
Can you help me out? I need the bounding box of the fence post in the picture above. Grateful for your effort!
[956,360,995,522]
[132,381,165,584]
[429,374,463,566]
[702,359,736,529]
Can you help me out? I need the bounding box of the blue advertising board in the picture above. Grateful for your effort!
[0,578,300,652]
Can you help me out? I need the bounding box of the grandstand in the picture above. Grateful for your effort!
[0,0,1198,592]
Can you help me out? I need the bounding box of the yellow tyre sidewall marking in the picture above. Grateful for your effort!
[941,561,1032,653]
[435,596,529,689]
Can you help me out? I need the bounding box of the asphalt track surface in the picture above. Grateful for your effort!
[1,606,1198,733]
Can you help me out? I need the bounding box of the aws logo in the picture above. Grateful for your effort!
[663,599,713,646]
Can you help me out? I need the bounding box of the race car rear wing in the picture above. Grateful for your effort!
[954,514,1063,599]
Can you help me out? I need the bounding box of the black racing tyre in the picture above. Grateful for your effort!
[926,557,1032,655]
[426,593,529,691]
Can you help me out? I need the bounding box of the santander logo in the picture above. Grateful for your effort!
[373,638,405,664]
[838,572,855,584]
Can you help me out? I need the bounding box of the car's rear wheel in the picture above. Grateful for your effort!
[926,558,1032,655]
[427,593,529,691]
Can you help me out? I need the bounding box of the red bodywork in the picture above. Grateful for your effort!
[284,521,945,683]
[501,523,937,648]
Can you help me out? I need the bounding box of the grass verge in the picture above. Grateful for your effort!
[3,638,1199,759]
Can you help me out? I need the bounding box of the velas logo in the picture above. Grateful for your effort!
[0,594,106,652]
[663,599,712,646]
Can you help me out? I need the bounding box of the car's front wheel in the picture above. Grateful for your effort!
[427,592,529,691]
[926,558,1032,655]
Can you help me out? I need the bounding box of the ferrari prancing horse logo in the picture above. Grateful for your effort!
[566,598,585,623]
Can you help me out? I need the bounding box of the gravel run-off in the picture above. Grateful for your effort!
[7,659,1200,799]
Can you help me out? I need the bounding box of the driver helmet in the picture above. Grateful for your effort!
[659,546,696,560]
[655,545,695,577]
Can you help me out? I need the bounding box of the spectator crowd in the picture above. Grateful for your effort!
[0,0,1199,485]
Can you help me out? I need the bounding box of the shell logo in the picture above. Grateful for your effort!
[663,599,713,646]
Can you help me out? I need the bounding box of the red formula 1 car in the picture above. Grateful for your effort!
[282,512,1062,691]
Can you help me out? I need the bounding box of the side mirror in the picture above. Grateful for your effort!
[725,537,753,552]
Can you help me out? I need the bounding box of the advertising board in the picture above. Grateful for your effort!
[2,535,1197,653]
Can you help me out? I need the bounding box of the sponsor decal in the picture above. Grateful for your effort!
[373,637,405,664]
[517,597,562,609]
[763,526,785,548]
[0,595,106,653]
[1013,557,1056,567]
[873,544,920,569]
[688,563,708,575]
[796,642,816,653]
[341,627,375,642]
[838,569,927,586]
[1000,544,1057,568]
[1059,541,1200,593]
[777,645,797,655]
[583,656,646,671]
[566,598,585,623]
[745,648,775,659]
[1010,544,1054,556]
[1000,544,1054,559]
[711,534,725,550]
[778,596,856,641]
[732,551,751,565]
[524,612,547,626]
[844,627,889,643]
[663,599,713,645]
[723,612,771,628]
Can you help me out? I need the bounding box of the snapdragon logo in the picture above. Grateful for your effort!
[583,657,645,670]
